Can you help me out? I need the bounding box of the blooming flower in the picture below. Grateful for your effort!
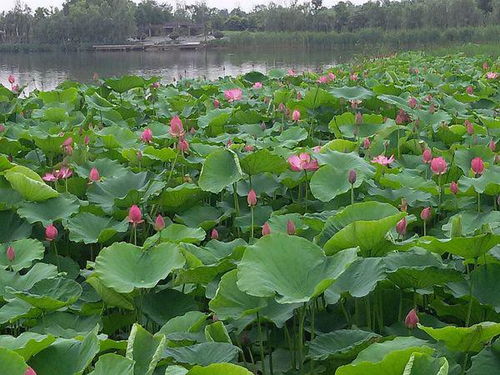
[42,172,58,182]
[350,73,358,81]
[371,155,395,166]
[350,99,361,109]
[407,97,417,109]
[430,157,447,175]
[128,205,143,225]
[287,69,296,76]
[45,224,58,241]
[288,153,319,171]
[317,75,329,84]
[471,157,485,175]
[224,88,243,102]
[486,72,498,80]
[8,75,15,84]
[328,72,336,81]
[154,215,165,231]
[140,128,153,143]
[363,138,371,149]
[244,144,255,152]
[57,167,72,179]
[405,308,419,329]
[247,189,257,206]
[169,116,185,138]
[252,82,263,89]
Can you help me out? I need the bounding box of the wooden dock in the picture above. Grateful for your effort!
[93,42,204,52]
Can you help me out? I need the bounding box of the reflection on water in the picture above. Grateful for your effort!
[0,48,365,92]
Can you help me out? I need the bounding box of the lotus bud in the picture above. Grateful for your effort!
[407,97,417,108]
[45,224,58,241]
[211,228,219,240]
[420,207,431,221]
[247,189,257,206]
[278,103,286,112]
[84,135,90,145]
[213,99,220,108]
[396,217,407,236]
[89,168,100,182]
[422,148,432,164]
[0,124,5,132]
[286,220,296,235]
[227,139,233,147]
[262,222,271,236]
[169,116,185,138]
[363,138,371,149]
[348,169,357,185]
[244,145,254,152]
[451,215,463,238]
[292,109,301,122]
[430,157,447,175]
[489,139,496,152]
[450,181,459,195]
[128,205,143,225]
[466,86,474,95]
[154,215,165,231]
[140,128,153,143]
[178,138,190,153]
[6,246,15,262]
[465,120,474,135]
[471,157,485,175]
[405,308,419,329]
[8,75,15,84]
[24,367,37,375]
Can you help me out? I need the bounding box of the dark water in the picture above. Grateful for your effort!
[0,48,364,92]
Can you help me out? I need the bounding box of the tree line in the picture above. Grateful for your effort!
[0,0,499,45]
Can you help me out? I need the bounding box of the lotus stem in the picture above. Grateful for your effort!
[465,257,477,327]
[250,206,254,240]
[53,242,60,271]
[423,221,426,236]
[477,192,481,213]
[166,148,180,185]
[304,170,308,212]
[256,312,266,375]
[350,183,354,205]
[266,324,274,375]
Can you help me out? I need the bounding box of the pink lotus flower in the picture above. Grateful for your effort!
[486,72,498,80]
[178,138,190,153]
[286,220,296,235]
[405,308,419,329]
[84,135,90,145]
[292,109,301,122]
[42,172,58,182]
[252,82,263,89]
[11,84,19,92]
[328,72,336,81]
[288,153,319,172]
[396,217,407,236]
[56,167,72,179]
[471,157,485,175]
[396,109,409,125]
[247,189,257,206]
[213,99,220,108]
[407,97,417,109]
[349,73,358,81]
[0,124,5,132]
[140,128,153,143]
[128,205,143,225]
[8,75,15,84]
[89,168,100,182]
[211,228,219,240]
[154,215,165,231]
[450,181,459,195]
[430,157,447,175]
[350,99,361,109]
[420,207,431,221]
[465,120,474,135]
[227,139,233,147]
[62,137,73,147]
[363,138,371,149]
[169,116,185,138]
[371,155,395,166]
[224,88,243,102]
[287,69,296,76]
[422,149,432,164]
[317,75,329,84]
[24,367,37,375]
[151,81,160,89]
[6,246,15,262]
[45,224,58,241]
[489,139,496,152]
[466,85,474,95]
[244,144,255,152]
[262,222,271,236]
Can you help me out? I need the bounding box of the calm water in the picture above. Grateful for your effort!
[0,49,365,92]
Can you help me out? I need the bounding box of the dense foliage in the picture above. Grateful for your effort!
[0,0,499,45]
[0,52,499,374]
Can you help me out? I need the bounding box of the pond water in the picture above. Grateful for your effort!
[0,48,372,91]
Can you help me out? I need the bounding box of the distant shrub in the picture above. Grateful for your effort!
[213,31,225,39]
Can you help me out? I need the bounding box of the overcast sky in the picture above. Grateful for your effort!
[0,0,370,12]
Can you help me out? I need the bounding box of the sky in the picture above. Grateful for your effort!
[0,0,370,12]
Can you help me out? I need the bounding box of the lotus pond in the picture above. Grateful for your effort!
[0,52,499,375]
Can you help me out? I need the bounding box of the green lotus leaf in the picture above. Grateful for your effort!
[199,149,243,193]
[0,239,44,271]
[35,107,69,123]
[64,212,129,244]
[0,332,55,361]
[186,363,253,375]
[0,299,36,325]
[105,75,159,93]
[469,264,500,313]
[321,139,358,152]
[89,353,135,375]
[159,183,205,212]
[165,365,188,375]
[143,146,177,162]
[454,146,495,175]
[0,263,58,300]
[0,347,29,375]
[32,133,66,153]
[159,224,206,244]
[468,341,500,374]
[418,322,500,352]
[95,242,185,293]
[307,329,381,360]
[442,211,500,237]
[158,311,207,339]
[31,311,100,338]
[380,170,439,195]
[126,323,166,375]
[86,273,134,310]
[302,87,335,109]
[0,211,32,243]
[331,86,373,100]
[197,108,232,134]
[458,166,500,195]
[141,288,197,326]
[413,233,500,259]
[74,158,128,180]
[29,327,99,375]
[17,194,80,226]
[5,165,59,201]
[403,352,449,375]
[9,277,82,311]
[240,149,288,175]
[98,126,138,149]
[86,92,114,111]
[163,342,240,366]
[204,321,231,343]
[237,233,357,304]
[175,205,226,230]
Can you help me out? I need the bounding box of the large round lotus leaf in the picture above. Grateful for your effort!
[0,239,44,271]
[209,269,267,320]
[0,211,32,243]
[323,212,405,256]
[31,133,65,153]
[454,146,495,175]
[85,92,114,112]
[141,288,197,326]
[240,149,287,175]
[98,126,137,148]
[379,170,439,195]
[158,311,207,338]
[0,263,58,300]
[0,300,35,325]
[74,158,128,180]
[159,224,206,244]
[307,329,381,361]
[470,264,500,313]
[9,277,82,311]
[197,108,232,132]
[413,234,500,259]
[4,165,59,202]
[64,212,128,244]
[95,242,185,293]
[29,329,99,375]
[187,363,253,375]
[237,233,357,304]
[316,201,400,247]
[31,311,100,338]
[0,332,55,360]
[403,352,449,375]
[17,194,80,226]
[468,341,500,374]
[105,75,159,93]
[198,149,243,193]
[458,166,500,195]
[126,324,166,375]
[89,353,135,375]
[159,183,205,212]
[418,322,500,352]
[0,347,28,375]
[175,206,226,230]
[204,321,231,343]
[442,211,500,237]
[330,86,374,100]
[163,342,240,366]
[86,274,134,310]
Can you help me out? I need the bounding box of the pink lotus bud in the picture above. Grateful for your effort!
[45,224,58,241]
[430,157,447,175]
[140,128,153,143]
[363,138,371,149]
[396,217,407,236]
[178,138,190,153]
[84,135,90,145]
[62,137,73,147]
[6,246,15,262]
[0,124,5,132]
[151,81,160,89]
[244,144,254,152]
[292,110,301,122]
[450,181,459,195]
[262,222,271,236]
[328,72,336,81]
[286,220,296,235]
[422,148,432,164]
[213,99,220,108]
[465,120,474,135]
[128,205,143,225]
[226,139,233,147]
[211,228,219,240]
[471,157,485,175]
[288,69,296,76]
[466,86,474,95]
[247,189,257,206]
[489,139,496,152]
[420,207,432,221]
[405,308,419,329]
[349,73,358,81]
[24,367,37,375]
[312,145,322,153]
[8,75,15,84]
[89,167,100,182]
[350,99,361,109]
[429,104,435,113]
[169,116,185,138]
[278,103,286,112]
[483,62,489,70]
[189,127,196,135]
[348,169,357,184]
[355,112,363,124]
[154,215,165,231]
[407,97,417,109]
[252,82,263,89]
